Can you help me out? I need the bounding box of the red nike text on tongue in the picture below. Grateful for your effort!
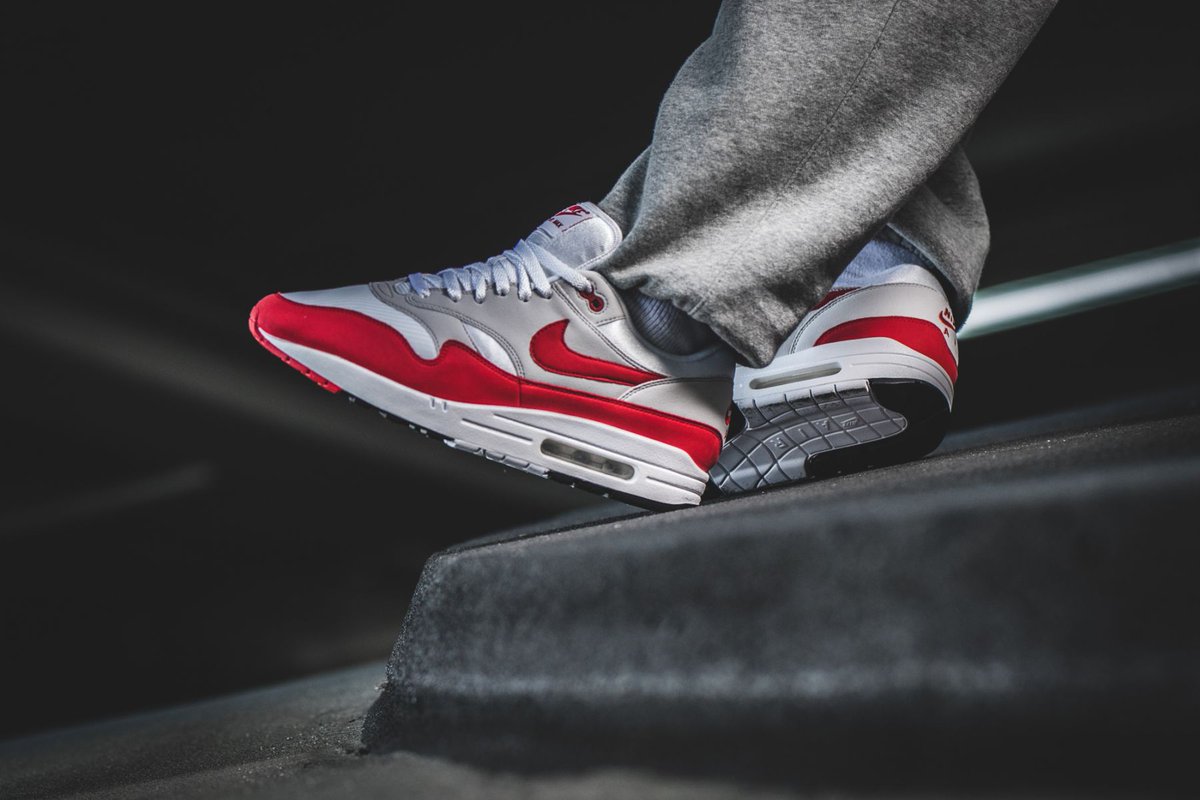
[539,204,593,238]
[531,201,620,268]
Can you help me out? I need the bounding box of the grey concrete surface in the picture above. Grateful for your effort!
[0,665,804,800]
[365,413,1200,792]
[0,664,377,800]
[4,412,1198,798]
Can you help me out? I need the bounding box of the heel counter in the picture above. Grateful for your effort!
[814,317,959,384]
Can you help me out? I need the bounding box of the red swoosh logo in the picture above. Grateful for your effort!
[530,320,662,386]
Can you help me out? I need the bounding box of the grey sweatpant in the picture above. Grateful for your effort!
[597,0,1057,367]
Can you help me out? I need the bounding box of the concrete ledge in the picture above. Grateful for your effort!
[364,415,1200,791]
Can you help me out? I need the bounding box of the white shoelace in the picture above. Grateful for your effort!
[394,238,592,303]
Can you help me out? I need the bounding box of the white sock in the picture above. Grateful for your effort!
[832,232,944,293]
[622,290,719,355]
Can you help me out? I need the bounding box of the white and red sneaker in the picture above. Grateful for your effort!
[249,203,734,507]
[710,268,959,493]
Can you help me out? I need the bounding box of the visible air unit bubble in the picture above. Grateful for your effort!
[748,364,841,390]
[540,440,635,479]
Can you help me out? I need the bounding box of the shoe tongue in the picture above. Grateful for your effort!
[527,201,622,269]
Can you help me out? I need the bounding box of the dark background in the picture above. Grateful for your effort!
[1,2,1197,740]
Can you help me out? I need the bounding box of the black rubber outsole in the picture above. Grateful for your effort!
[806,379,951,480]
[708,379,950,498]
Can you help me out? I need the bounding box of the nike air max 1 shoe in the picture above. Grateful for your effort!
[250,203,734,507]
[710,267,958,494]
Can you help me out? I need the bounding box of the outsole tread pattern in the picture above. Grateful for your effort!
[712,379,949,495]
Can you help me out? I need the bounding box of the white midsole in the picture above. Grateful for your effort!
[261,331,709,506]
[733,337,955,410]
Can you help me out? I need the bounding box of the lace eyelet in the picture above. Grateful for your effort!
[578,287,605,313]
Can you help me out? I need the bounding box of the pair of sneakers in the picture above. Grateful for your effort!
[250,203,958,508]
